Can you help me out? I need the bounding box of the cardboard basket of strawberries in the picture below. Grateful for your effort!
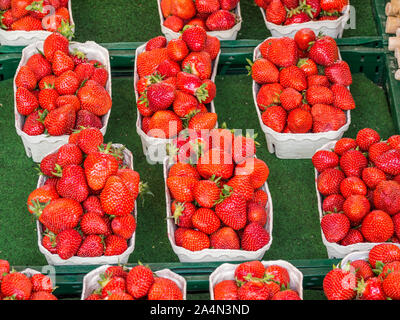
[27,129,142,265]
[14,32,112,163]
[157,0,242,41]
[322,243,400,300]
[163,129,273,263]
[256,0,350,39]
[209,260,303,300]
[314,129,400,259]
[81,264,186,300]
[251,29,354,159]
[134,32,220,162]
[0,262,59,300]
[0,0,75,46]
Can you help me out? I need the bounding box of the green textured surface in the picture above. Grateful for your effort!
[69,0,377,44]
[0,72,395,268]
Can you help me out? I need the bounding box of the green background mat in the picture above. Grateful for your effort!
[0,0,393,300]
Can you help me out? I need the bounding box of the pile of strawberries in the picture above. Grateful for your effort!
[160,0,240,33]
[314,128,400,246]
[85,264,183,300]
[27,128,145,260]
[255,0,349,25]
[213,261,302,300]
[323,243,400,300]
[136,30,219,139]
[16,31,111,137]
[0,259,57,300]
[251,28,354,134]
[166,127,271,253]
[1,0,72,33]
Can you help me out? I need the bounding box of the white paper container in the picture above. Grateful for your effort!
[14,40,112,163]
[260,5,351,39]
[0,1,75,46]
[209,260,303,300]
[315,141,400,259]
[80,264,187,300]
[35,144,136,266]
[163,156,273,263]
[157,0,242,41]
[134,43,219,163]
[252,41,351,159]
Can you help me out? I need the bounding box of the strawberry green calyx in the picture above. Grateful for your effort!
[181,109,201,128]
[51,164,63,178]
[245,58,254,76]
[195,83,209,103]
[214,184,234,205]
[29,199,51,219]
[57,19,75,40]
[26,1,44,12]
[138,181,154,206]
[299,0,317,18]
[72,48,87,61]
[170,201,186,225]
[149,72,164,84]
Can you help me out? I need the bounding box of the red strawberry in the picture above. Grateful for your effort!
[308,36,339,66]
[375,149,400,176]
[22,109,46,136]
[125,265,154,299]
[30,274,53,293]
[54,70,80,96]
[15,65,37,91]
[261,105,287,133]
[1,272,32,300]
[322,194,345,213]
[181,229,210,251]
[368,243,400,269]
[43,104,76,136]
[340,228,364,246]
[11,15,42,30]
[38,83,59,112]
[210,227,240,249]
[272,289,301,300]
[163,15,184,32]
[264,265,290,287]
[325,61,352,86]
[307,74,330,88]
[312,150,339,173]
[306,85,334,106]
[77,80,112,116]
[279,88,302,111]
[147,277,183,300]
[197,148,234,180]
[266,0,286,25]
[317,167,345,196]
[213,280,239,300]
[237,281,271,300]
[362,167,386,190]
[373,180,400,216]
[75,110,103,130]
[52,50,74,76]
[182,25,207,52]
[334,137,357,156]
[339,149,368,178]
[193,179,221,208]
[111,214,137,240]
[241,222,270,251]
[342,194,370,223]
[215,193,247,230]
[206,9,236,31]
[323,267,357,300]
[368,142,391,164]
[279,65,307,92]
[321,212,350,243]
[56,228,82,260]
[382,271,400,299]
[266,37,298,68]
[16,87,39,116]
[195,0,220,13]
[331,84,356,110]
[167,176,197,203]
[361,210,394,243]
[235,260,265,282]
[145,36,167,51]
[287,108,313,133]
[77,234,104,257]
[100,176,135,217]
[340,176,367,198]
[294,27,316,50]
[55,164,89,202]
[192,208,221,235]
[43,31,70,63]
[235,157,269,189]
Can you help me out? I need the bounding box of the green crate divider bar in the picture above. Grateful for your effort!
[372,0,389,44]
[385,52,400,133]
[14,259,340,298]
[0,41,388,82]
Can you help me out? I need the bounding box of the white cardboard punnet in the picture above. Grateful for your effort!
[14,40,112,163]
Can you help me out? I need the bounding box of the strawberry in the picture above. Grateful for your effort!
[55,143,83,167]
[325,61,352,86]
[182,51,212,80]
[235,260,265,282]
[312,150,339,173]
[306,85,334,106]
[368,142,391,164]
[320,212,350,243]
[266,0,286,25]
[308,36,339,66]
[74,62,95,83]
[27,185,59,215]
[307,74,330,88]
[1,272,32,300]
[82,195,105,217]
[1,9,13,29]
[104,234,128,256]
[206,9,236,31]
[167,38,189,62]
[182,25,207,52]
[40,152,58,177]
[77,80,112,116]
[342,195,370,223]
[192,208,221,235]
[339,149,368,178]
[43,104,76,136]
[22,109,46,136]
[77,234,104,257]
[55,164,89,202]
[43,31,70,63]
[349,260,374,282]
[181,229,210,251]
[375,149,400,176]
[30,273,53,293]
[382,271,400,299]
[210,226,240,249]
[266,37,298,68]
[75,110,103,130]
[171,201,197,229]
[214,192,247,230]
[80,212,109,236]
[287,108,313,133]
[279,65,307,92]
[16,87,39,116]
[368,243,400,269]
[264,265,290,287]
[30,291,58,300]
[238,281,271,300]
[11,15,42,30]
[54,70,80,96]
[331,84,356,110]
[247,202,268,226]
[248,58,280,85]
[317,167,345,196]
[168,162,200,179]
[362,167,386,189]
[272,289,301,300]
[388,135,400,150]
[361,210,394,243]
[167,176,197,203]
[193,179,221,208]
[42,230,58,254]
[56,228,82,260]
[148,277,183,300]
[340,176,367,198]
[241,222,270,251]
[320,0,349,12]
[357,277,386,300]
[15,65,37,91]
[323,267,357,300]
[334,137,357,156]
[148,110,183,139]
[340,229,364,246]
[204,35,220,61]
[187,112,217,131]
[322,194,345,213]
[111,214,136,240]
[77,127,104,154]
[145,36,167,51]
[197,148,234,180]
[26,53,52,81]
[261,105,287,133]
[163,15,184,32]
[156,59,181,79]
[284,11,311,25]
[298,58,318,77]
[38,83,59,112]
[52,50,74,76]
[100,176,135,217]
[213,280,239,300]
[235,158,269,189]
[226,175,254,201]
[116,168,142,200]
[279,88,302,111]
[98,275,126,298]
[294,27,316,50]
[195,0,220,13]
[136,48,168,78]
[373,180,400,216]
[104,266,129,279]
